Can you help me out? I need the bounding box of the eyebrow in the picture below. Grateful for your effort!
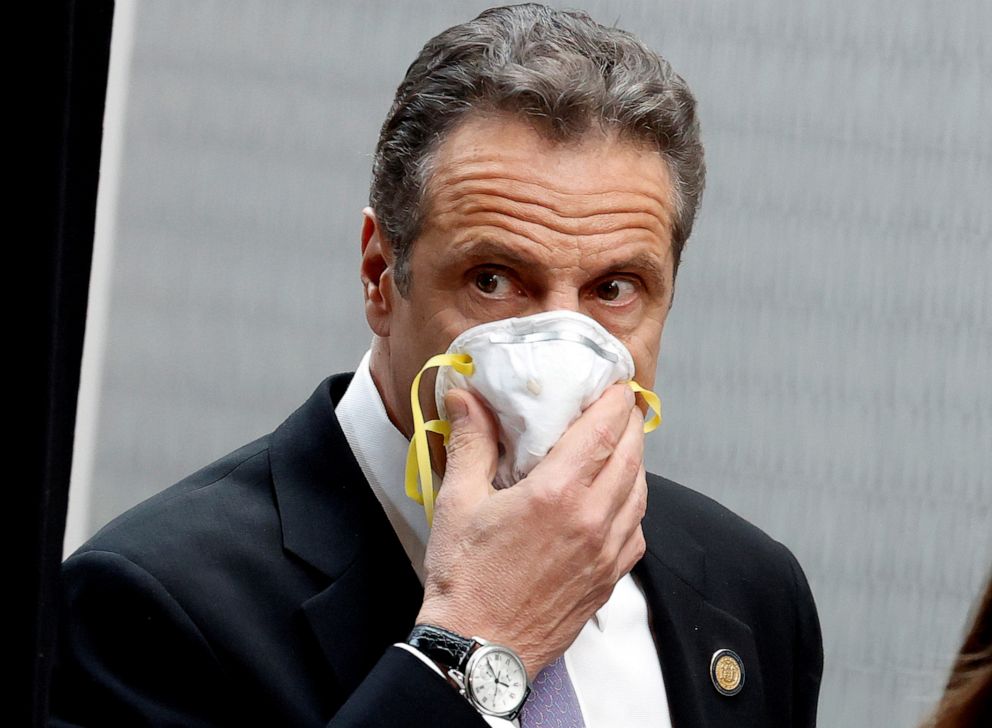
[448,238,538,270]
[448,238,671,300]
[599,251,671,300]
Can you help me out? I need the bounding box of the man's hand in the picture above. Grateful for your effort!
[415,383,648,680]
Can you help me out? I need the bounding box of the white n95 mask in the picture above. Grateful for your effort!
[405,309,661,526]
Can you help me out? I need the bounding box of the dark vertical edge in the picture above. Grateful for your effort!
[28,1,115,725]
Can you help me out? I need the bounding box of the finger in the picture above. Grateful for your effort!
[587,404,645,518]
[527,383,636,490]
[606,465,648,573]
[615,523,648,577]
[440,388,500,507]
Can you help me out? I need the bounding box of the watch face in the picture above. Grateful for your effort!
[465,645,528,716]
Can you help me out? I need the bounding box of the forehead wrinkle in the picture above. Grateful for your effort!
[430,179,672,242]
[452,190,671,235]
[461,209,667,241]
[433,170,674,223]
[436,210,666,256]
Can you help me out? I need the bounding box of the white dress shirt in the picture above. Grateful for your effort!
[335,348,672,728]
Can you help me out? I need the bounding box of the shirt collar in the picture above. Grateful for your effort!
[335,348,432,584]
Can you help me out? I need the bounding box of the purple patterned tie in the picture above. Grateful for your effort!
[519,655,586,727]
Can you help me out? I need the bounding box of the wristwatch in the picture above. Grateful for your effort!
[406,624,531,719]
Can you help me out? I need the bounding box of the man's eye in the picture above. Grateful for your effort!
[596,278,636,303]
[475,270,510,295]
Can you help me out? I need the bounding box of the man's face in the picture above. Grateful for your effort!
[363,113,676,442]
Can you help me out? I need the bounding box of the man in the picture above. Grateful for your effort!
[51,4,823,727]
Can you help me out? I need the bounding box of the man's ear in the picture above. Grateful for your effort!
[360,207,395,337]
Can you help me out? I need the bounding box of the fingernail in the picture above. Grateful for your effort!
[446,392,468,424]
[624,385,636,407]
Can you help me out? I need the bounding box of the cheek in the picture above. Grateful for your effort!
[624,328,664,389]
[400,285,467,337]
[406,304,483,370]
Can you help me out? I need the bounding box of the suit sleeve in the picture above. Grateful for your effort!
[50,549,489,728]
[779,543,824,728]
[49,550,235,727]
[328,647,492,727]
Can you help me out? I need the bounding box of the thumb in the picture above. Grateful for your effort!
[442,388,499,499]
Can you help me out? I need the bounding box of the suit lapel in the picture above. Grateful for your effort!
[300,532,424,699]
[633,475,766,727]
[269,374,424,698]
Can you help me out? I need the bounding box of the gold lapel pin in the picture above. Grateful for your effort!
[710,649,745,696]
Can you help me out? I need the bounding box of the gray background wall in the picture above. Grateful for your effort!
[66,1,991,726]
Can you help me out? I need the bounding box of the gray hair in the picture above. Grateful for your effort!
[370,3,705,296]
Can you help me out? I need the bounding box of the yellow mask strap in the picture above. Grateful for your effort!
[627,381,663,433]
[405,353,474,527]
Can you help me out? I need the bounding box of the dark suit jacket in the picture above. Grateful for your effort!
[50,373,823,727]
